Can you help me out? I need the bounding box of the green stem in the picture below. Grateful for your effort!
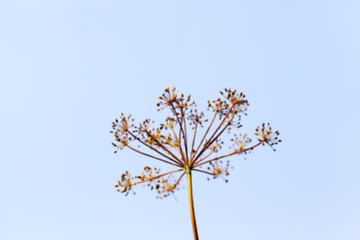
[186,167,199,240]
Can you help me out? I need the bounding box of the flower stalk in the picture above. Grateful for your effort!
[186,166,199,240]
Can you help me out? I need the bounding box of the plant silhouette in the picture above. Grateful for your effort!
[110,87,281,239]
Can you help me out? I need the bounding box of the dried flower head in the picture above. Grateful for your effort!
[110,87,281,239]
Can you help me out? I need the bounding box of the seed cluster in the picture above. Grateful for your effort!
[157,87,195,114]
[255,122,281,150]
[207,160,233,182]
[111,87,281,197]
[231,134,252,153]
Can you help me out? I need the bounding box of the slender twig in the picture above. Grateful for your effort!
[170,104,186,163]
[168,123,183,156]
[173,171,186,189]
[192,109,218,160]
[133,168,184,186]
[127,131,183,165]
[145,130,183,164]
[127,145,181,167]
[193,107,235,163]
[194,141,264,167]
[181,108,190,163]
[195,149,215,164]
[192,168,215,176]
[200,105,234,149]
[190,120,198,160]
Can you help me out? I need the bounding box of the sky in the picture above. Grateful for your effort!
[1,1,360,240]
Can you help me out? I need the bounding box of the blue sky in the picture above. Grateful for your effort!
[1,1,359,239]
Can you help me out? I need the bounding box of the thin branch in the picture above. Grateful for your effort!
[194,141,264,167]
[193,107,235,163]
[127,145,181,167]
[192,168,215,176]
[181,108,190,163]
[202,105,234,149]
[133,168,184,186]
[173,171,186,189]
[127,131,183,166]
[170,104,187,163]
[146,131,183,164]
[192,149,215,165]
[192,109,218,159]
[168,123,183,156]
[190,120,198,160]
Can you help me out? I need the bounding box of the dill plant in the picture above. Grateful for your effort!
[110,87,281,239]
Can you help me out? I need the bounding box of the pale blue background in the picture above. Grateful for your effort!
[1,1,359,240]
